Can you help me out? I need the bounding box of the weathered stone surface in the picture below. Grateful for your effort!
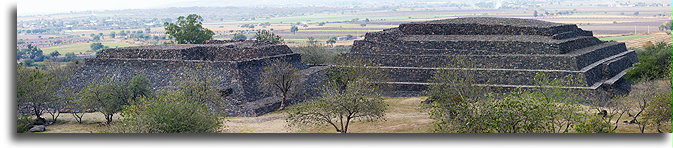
[344,17,636,98]
[29,125,45,132]
[64,40,326,116]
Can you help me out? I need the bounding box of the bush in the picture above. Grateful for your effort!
[574,115,613,133]
[294,43,332,65]
[16,115,33,133]
[625,42,671,82]
[114,97,222,133]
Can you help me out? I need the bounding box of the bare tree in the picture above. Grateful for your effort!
[260,60,299,110]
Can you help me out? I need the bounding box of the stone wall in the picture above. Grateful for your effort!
[64,40,323,116]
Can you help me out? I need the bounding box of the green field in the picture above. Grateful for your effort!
[599,35,655,41]
[41,42,140,54]
[208,13,463,25]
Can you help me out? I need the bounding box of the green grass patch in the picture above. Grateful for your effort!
[599,35,655,41]
[41,42,139,54]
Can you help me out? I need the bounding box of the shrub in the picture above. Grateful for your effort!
[114,97,222,133]
[293,43,332,65]
[574,115,613,133]
[16,115,33,133]
[625,42,671,82]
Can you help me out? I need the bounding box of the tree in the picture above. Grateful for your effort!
[163,14,215,44]
[360,24,367,27]
[90,42,107,51]
[79,77,130,125]
[168,64,228,114]
[290,26,299,34]
[326,37,337,47]
[307,37,318,44]
[231,33,247,40]
[17,65,57,120]
[534,10,539,17]
[17,44,44,62]
[49,51,60,58]
[255,30,284,44]
[42,61,80,122]
[287,60,388,133]
[260,61,300,110]
[426,59,584,133]
[642,92,672,133]
[127,74,153,101]
[110,32,116,38]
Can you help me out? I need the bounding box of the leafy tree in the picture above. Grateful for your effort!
[163,14,215,44]
[255,30,284,44]
[17,65,57,120]
[326,37,337,47]
[290,26,299,34]
[360,24,367,27]
[17,44,44,62]
[231,33,247,40]
[660,21,671,34]
[260,61,300,110]
[49,51,60,58]
[79,77,130,125]
[287,60,388,133]
[90,42,108,51]
[42,61,80,122]
[127,74,153,101]
[306,37,318,44]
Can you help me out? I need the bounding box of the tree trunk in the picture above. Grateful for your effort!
[278,93,287,111]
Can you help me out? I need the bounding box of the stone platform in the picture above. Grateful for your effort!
[65,40,326,116]
[343,17,636,98]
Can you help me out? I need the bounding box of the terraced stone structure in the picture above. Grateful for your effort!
[344,17,636,98]
[65,40,325,116]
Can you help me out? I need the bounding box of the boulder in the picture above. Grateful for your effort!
[29,125,45,132]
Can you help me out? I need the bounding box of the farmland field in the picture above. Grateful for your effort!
[599,34,656,41]
[41,41,139,54]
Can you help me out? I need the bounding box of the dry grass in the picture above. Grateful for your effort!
[222,97,434,133]
[35,112,121,133]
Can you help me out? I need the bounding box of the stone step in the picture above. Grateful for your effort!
[344,42,627,71]
[366,50,635,87]
[398,17,581,36]
[352,36,604,55]
[378,67,631,99]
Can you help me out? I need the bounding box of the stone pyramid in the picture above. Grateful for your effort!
[343,17,636,98]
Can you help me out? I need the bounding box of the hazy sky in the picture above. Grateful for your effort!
[18,0,213,16]
[17,0,448,16]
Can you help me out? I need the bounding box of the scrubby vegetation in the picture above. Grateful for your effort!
[113,97,222,133]
[625,42,671,82]
[426,58,672,133]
